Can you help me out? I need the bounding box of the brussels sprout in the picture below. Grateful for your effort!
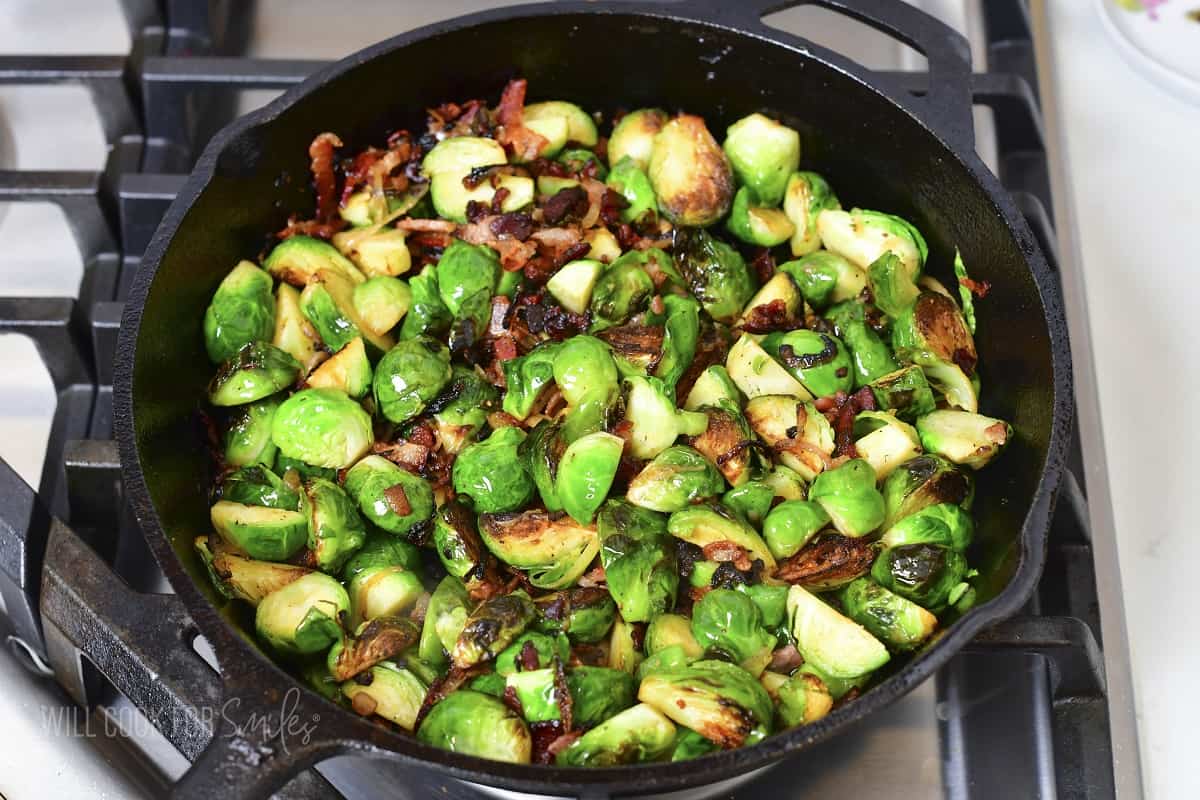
[521,420,567,512]
[255,572,349,655]
[343,661,426,730]
[373,336,452,423]
[525,100,598,147]
[691,589,776,676]
[892,291,977,378]
[722,481,775,525]
[596,500,677,622]
[557,147,607,178]
[853,410,922,480]
[306,337,372,399]
[328,616,421,681]
[763,464,807,501]
[840,577,938,651]
[726,334,811,401]
[622,376,708,460]
[608,613,643,675]
[502,342,561,421]
[744,395,835,481]
[817,208,928,281]
[495,631,571,676]
[644,613,703,658]
[341,533,424,626]
[584,227,622,263]
[674,227,755,324]
[867,251,920,318]
[609,108,668,171]
[210,500,307,561]
[299,657,343,703]
[271,388,373,469]
[667,504,776,570]
[478,509,600,589]
[783,171,841,257]
[417,690,532,763]
[333,226,412,279]
[219,465,300,511]
[556,431,624,525]
[300,268,395,356]
[505,667,564,722]
[872,543,970,609]
[868,366,937,422]
[723,113,801,206]
[626,445,725,513]
[917,409,1012,470]
[670,728,719,762]
[881,502,974,553]
[203,261,275,364]
[569,666,638,727]
[264,234,365,287]
[895,346,977,412]
[774,532,879,591]
[688,404,759,488]
[422,137,530,222]
[881,454,973,529]
[431,365,498,454]
[399,264,451,340]
[796,661,868,701]
[786,584,888,679]
[637,644,696,682]
[590,254,654,332]
[639,659,772,748]
[468,672,507,697]
[825,300,899,388]
[429,500,486,582]
[418,575,471,668]
[654,294,701,393]
[738,271,803,330]
[764,670,834,728]
[435,239,499,318]
[606,156,658,223]
[272,283,322,372]
[763,500,830,560]
[343,455,434,539]
[553,336,619,442]
[683,364,741,412]
[808,458,886,537]
[557,703,676,767]
[209,341,300,407]
[533,587,616,644]
[342,529,422,577]
[777,251,863,310]
[761,329,854,398]
[274,454,336,483]
[546,258,603,315]
[648,115,733,226]
[726,186,795,247]
[352,276,412,338]
[740,582,790,629]
[222,397,280,468]
[194,535,310,605]
[452,591,535,669]
[299,477,366,573]
[454,427,536,514]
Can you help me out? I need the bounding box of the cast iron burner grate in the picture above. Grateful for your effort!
[0,1,1123,798]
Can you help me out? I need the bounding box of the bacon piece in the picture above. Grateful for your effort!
[308,132,343,225]
[382,484,412,516]
[518,641,541,672]
[740,299,801,334]
[395,218,457,233]
[959,276,991,298]
[371,440,429,471]
[495,79,547,162]
[702,541,755,572]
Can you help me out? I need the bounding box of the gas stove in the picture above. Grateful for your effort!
[0,1,1139,798]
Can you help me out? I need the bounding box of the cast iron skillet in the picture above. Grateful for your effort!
[113,1,1073,797]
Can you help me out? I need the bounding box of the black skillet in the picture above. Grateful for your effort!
[113,0,1073,796]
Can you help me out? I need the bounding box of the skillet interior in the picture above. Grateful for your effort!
[119,5,1067,792]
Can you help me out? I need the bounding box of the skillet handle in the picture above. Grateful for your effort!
[676,0,976,148]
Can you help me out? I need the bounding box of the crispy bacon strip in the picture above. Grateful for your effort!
[495,79,547,162]
[309,132,343,224]
[395,218,457,233]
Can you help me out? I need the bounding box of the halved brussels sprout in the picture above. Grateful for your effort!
[418,575,470,668]
[417,690,532,763]
[726,334,811,401]
[722,481,775,525]
[556,431,625,525]
[763,670,833,728]
[452,591,535,669]
[853,410,922,480]
[523,420,567,512]
[761,329,854,398]
[723,113,801,206]
[352,276,412,337]
[609,108,668,170]
[763,464,807,501]
[272,283,322,373]
[786,583,889,679]
[606,156,658,223]
[644,613,703,658]
[881,502,974,552]
[667,504,776,570]
[255,572,349,655]
[556,703,676,767]
[626,445,725,513]
[399,264,451,340]
[271,388,374,468]
[688,403,759,488]
[608,613,643,675]
[648,115,734,227]
[547,258,604,315]
[783,171,841,257]
[328,616,421,681]
[525,100,597,147]
[432,500,490,581]
[726,186,795,247]
[421,137,529,222]
[817,208,928,281]
[674,228,755,324]
[895,346,977,412]
[306,337,372,398]
[373,335,453,423]
[867,251,919,318]
[569,666,638,727]
[553,335,620,442]
[892,291,977,377]
[223,397,280,468]
[263,234,365,288]
[300,268,395,356]
[868,366,937,422]
[916,409,1012,470]
[343,455,435,537]
[738,271,803,330]
[436,239,499,319]
[343,661,426,731]
[808,458,886,537]
[478,509,600,590]
[299,477,366,573]
[840,577,938,651]
[274,454,336,483]
[502,342,561,421]
[584,227,622,263]
[638,659,773,748]
[773,532,878,591]
[194,535,310,605]
[778,251,866,310]
[208,341,300,407]
[505,667,564,722]
[881,454,973,529]
[744,395,835,481]
[654,294,701,394]
[210,500,307,561]
[596,500,677,622]
[623,376,708,460]
[454,426,536,515]
[431,365,498,454]
[691,589,776,676]
[590,253,655,332]
[333,223,412,278]
[495,631,570,676]
[203,260,275,364]
[825,300,899,388]
[341,531,425,626]
[762,499,830,560]
[684,364,741,412]
[533,587,617,644]
[219,465,300,511]
[872,543,970,609]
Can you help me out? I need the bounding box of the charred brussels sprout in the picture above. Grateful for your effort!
[255,572,348,655]
[569,666,638,726]
[626,445,725,513]
[341,531,424,626]
[786,584,889,678]
[783,171,841,257]
[452,591,535,669]
[649,115,734,227]
[868,366,937,422]
[343,455,435,537]
[638,659,773,748]
[431,365,498,454]
[825,300,899,388]
[398,264,451,340]
[608,108,668,170]
[418,576,470,668]
[219,465,299,511]
[774,532,879,592]
[895,346,977,412]
[352,276,411,337]
[609,614,644,675]
[556,431,625,525]
[726,186,795,247]
[872,543,970,610]
[556,703,676,767]
[689,404,759,487]
[691,589,776,676]
[478,509,600,590]
[852,410,922,480]
[840,578,938,650]
[453,426,536,514]
[373,336,452,424]
[763,500,830,560]
[194,536,309,604]
[881,502,974,552]
[761,329,854,398]
[271,388,373,469]
[723,113,801,206]
[306,337,372,398]
[204,261,275,364]
[744,395,835,481]
[917,410,1012,470]
[596,500,678,622]
[606,156,658,223]
[208,341,300,407]
[495,631,570,676]
[726,334,811,400]
[502,342,561,421]
[892,291,976,371]
[778,251,866,310]
[590,254,654,331]
[534,587,617,644]
[623,376,708,460]
[328,616,421,682]
[722,481,775,525]
[881,454,974,529]
[432,500,490,581]
[523,420,567,512]
[417,690,532,763]
[210,500,307,561]
[654,294,701,393]
[223,397,280,468]
[808,459,886,537]
[868,251,920,318]
[299,478,366,573]
[342,661,426,730]
[546,258,603,315]
[674,227,756,324]
[817,208,928,281]
[553,335,619,442]
[264,234,365,287]
[667,504,776,570]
